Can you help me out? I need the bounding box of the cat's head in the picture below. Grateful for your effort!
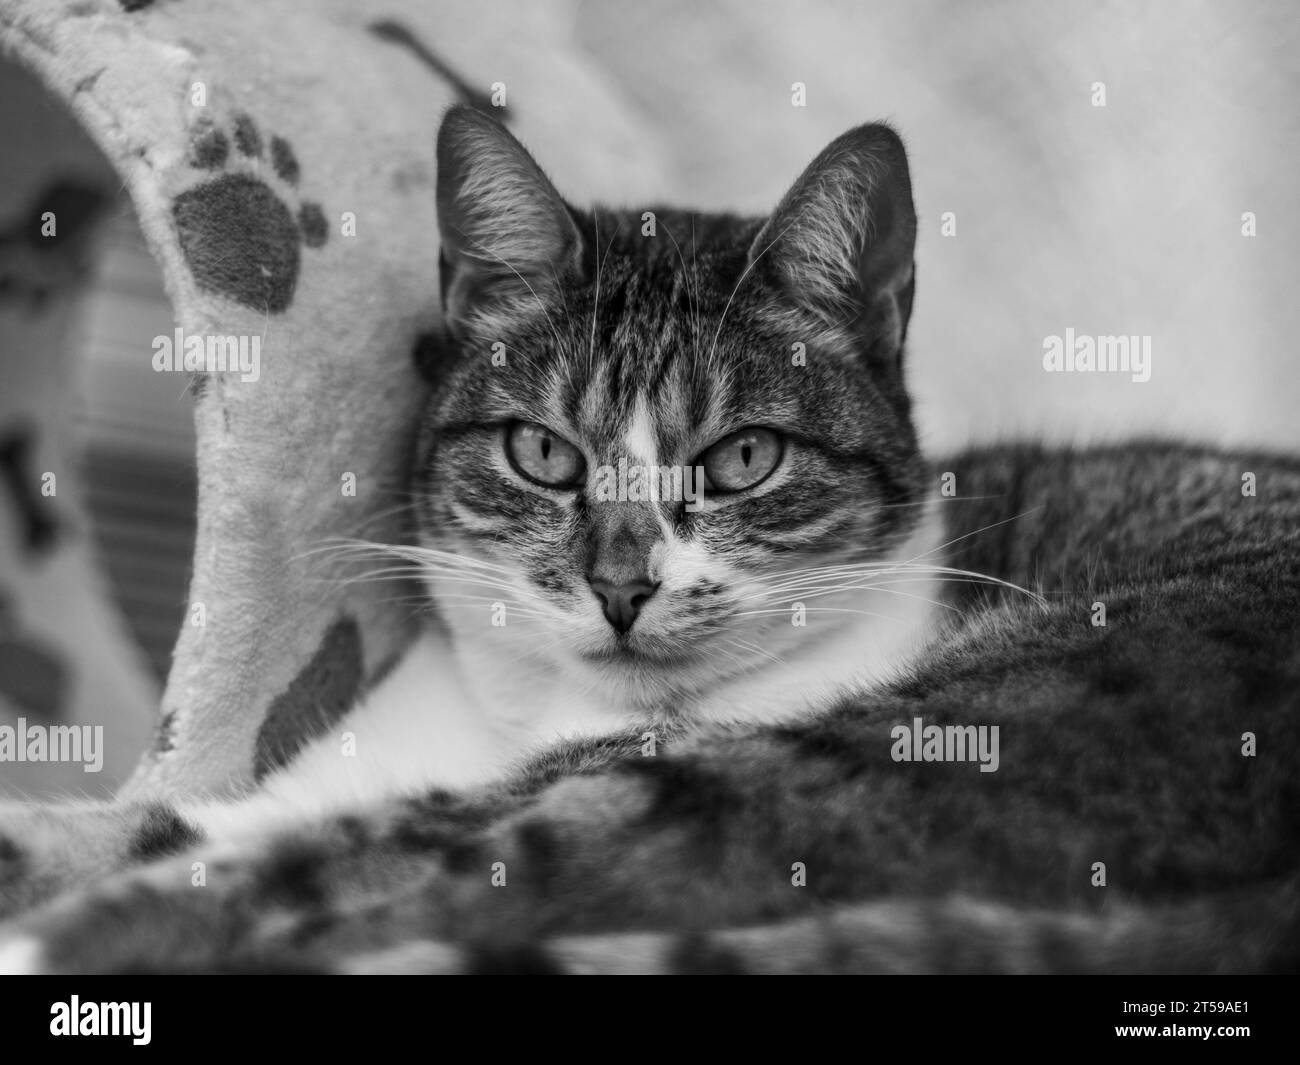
[414,106,925,707]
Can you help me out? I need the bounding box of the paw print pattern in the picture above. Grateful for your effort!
[172,113,327,314]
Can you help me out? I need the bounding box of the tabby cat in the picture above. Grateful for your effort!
[0,107,1297,974]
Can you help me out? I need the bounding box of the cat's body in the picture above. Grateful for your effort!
[1,442,1298,973]
[0,110,1297,973]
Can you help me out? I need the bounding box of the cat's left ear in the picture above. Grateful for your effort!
[750,124,917,372]
[435,106,584,337]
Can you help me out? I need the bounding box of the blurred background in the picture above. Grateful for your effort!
[1,0,1296,794]
[567,0,1300,452]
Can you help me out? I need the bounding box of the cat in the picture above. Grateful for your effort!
[0,107,1297,974]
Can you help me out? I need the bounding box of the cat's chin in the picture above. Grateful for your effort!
[569,636,762,710]
[577,641,697,668]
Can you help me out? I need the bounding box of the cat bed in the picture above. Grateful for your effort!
[0,0,665,798]
[3,1,1298,978]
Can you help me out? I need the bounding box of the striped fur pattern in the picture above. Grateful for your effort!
[2,444,1298,972]
[1,111,1298,973]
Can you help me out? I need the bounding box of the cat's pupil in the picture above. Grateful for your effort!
[541,437,552,461]
[740,444,752,467]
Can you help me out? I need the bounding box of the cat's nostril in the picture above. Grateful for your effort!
[589,578,659,634]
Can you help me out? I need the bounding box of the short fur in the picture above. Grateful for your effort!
[0,111,1296,974]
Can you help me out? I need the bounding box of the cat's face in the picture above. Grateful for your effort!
[415,109,923,704]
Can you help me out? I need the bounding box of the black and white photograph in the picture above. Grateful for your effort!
[0,0,1295,1032]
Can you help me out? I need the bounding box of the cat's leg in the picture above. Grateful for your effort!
[0,789,532,973]
[0,778,463,924]
[0,780,380,921]
[0,630,502,923]
[7,746,1299,975]
[0,733,648,972]
[0,798,208,920]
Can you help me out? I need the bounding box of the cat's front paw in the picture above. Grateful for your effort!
[0,799,204,921]
[0,802,81,920]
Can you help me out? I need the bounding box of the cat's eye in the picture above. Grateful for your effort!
[699,428,783,493]
[506,422,586,488]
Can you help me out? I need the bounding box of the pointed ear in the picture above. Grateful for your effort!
[435,106,583,335]
[750,124,917,372]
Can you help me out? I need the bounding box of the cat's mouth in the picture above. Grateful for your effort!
[578,637,699,668]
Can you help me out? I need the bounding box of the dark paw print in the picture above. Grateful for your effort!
[253,615,363,782]
[172,113,327,314]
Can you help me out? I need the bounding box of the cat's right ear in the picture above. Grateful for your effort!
[750,123,917,375]
[435,107,584,337]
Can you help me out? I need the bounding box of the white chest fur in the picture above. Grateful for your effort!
[190,500,949,837]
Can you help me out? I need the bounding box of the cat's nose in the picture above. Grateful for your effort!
[589,577,659,634]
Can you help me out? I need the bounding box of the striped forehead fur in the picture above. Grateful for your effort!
[427,205,920,470]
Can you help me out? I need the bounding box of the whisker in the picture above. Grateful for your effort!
[725,635,783,667]
[742,581,964,614]
[902,508,1046,567]
[706,218,796,366]
[586,216,620,374]
[733,606,906,623]
[660,220,700,365]
[428,595,554,619]
[873,493,1008,510]
[445,220,564,348]
[754,562,1045,605]
[311,539,523,577]
[320,562,556,607]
